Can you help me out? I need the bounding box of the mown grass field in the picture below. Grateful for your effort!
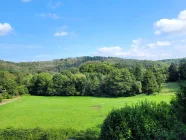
[0,82,180,131]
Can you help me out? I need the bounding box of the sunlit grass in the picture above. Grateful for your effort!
[0,82,179,131]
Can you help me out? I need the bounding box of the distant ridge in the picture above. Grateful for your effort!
[0,56,186,73]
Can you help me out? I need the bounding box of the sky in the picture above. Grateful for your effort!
[1,0,186,62]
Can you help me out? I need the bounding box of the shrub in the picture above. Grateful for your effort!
[0,95,2,103]
[17,85,29,95]
[0,127,99,140]
[3,79,17,95]
[1,92,12,99]
[171,82,186,124]
[73,128,99,140]
[100,101,186,140]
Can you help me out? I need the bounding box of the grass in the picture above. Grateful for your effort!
[0,82,179,131]
[161,82,181,93]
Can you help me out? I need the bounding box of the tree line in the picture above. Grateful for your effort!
[1,60,186,100]
[168,62,186,82]
[28,62,167,97]
[0,71,29,102]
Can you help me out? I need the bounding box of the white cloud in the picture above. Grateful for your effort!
[146,43,156,48]
[54,26,75,37]
[147,41,171,48]
[174,45,186,52]
[93,46,126,56]
[154,10,186,35]
[21,0,32,2]
[178,10,186,20]
[157,41,171,46]
[39,13,60,19]
[0,23,12,36]
[93,39,175,60]
[93,46,158,59]
[54,31,69,37]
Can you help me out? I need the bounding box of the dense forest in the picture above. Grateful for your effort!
[1,56,186,100]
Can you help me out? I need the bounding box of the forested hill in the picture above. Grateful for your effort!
[159,57,186,64]
[1,56,186,98]
[0,60,24,73]
[0,56,186,73]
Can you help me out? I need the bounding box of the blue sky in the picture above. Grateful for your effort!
[0,0,186,62]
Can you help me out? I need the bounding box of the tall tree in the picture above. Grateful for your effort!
[134,64,144,82]
[103,69,133,96]
[168,63,179,82]
[30,72,52,95]
[4,79,17,95]
[52,73,77,96]
[171,83,186,124]
[74,73,86,95]
[142,70,158,94]
[179,62,186,80]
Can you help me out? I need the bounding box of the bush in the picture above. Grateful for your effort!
[3,79,17,95]
[171,82,186,124]
[16,85,29,95]
[73,128,99,140]
[0,95,2,103]
[100,101,186,140]
[1,92,12,99]
[0,127,99,140]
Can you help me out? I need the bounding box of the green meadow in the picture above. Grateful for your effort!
[0,82,179,131]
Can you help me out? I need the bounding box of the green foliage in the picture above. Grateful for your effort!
[100,101,186,140]
[53,73,77,96]
[0,128,99,140]
[2,57,183,97]
[168,63,179,82]
[23,74,33,87]
[27,61,169,97]
[16,85,29,95]
[30,72,52,95]
[0,71,17,95]
[84,73,103,96]
[1,92,12,99]
[14,71,24,85]
[74,73,86,95]
[179,62,186,80]
[151,65,167,91]
[0,70,29,98]
[79,62,114,74]
[142,70,158,94]
[102,69,134,96]
[3,79,17,95]
[52,73,67,95]
[0,71,16,85]
[133,64,144,81]
[131,81,142,94]
[171,82,186,124]
[0,95,2,103]
[1,56,177,97]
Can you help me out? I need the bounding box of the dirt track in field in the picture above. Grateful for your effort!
[0,96,21,106]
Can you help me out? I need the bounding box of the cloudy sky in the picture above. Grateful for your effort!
[0,0,186,62]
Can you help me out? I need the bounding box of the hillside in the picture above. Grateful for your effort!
[1,56,186,74]
[159,57,186,64]
[0,56,174,73]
